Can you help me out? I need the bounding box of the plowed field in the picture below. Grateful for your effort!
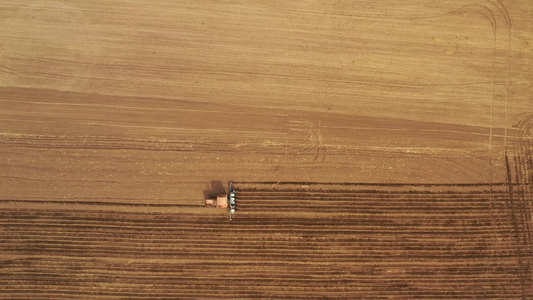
[1,0,532,299]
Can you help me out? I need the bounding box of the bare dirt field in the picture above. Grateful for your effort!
[1,0,532,298]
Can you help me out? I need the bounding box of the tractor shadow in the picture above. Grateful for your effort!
[203,180,226,199]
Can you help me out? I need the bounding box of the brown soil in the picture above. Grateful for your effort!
[1,1,532,298]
